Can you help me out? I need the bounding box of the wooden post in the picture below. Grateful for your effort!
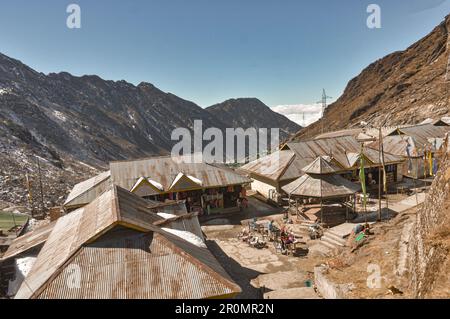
[36,156,45,214]
[320,199,323,226]
[378,127,382,222]
[346,197,349,222]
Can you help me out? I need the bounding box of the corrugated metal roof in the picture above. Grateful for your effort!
[396,124,450,146]
[242,136,403,183]
[368,135,416,157]
[110,156,251,192]
[1,221,56,261]
[282,174,360,199]
[286,136,403,169]
[302,156,342,174]
[368,125,450,157]
[36,227,238,299]
[315,128,362,139]
[64,171,111,208]
[16,186,239,299]
[155,212,204,240]
[240,150,296,181]
[420,118,450,126]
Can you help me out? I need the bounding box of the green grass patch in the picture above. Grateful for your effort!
[0,211,29,231]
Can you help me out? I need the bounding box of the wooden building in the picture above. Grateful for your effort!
[9,186,241,299]
[64,155,251,215]
[241,135,404,202]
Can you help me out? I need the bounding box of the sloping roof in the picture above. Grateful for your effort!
[16,186,238,299]
[36,227,238,299]
[285,136,403,169]
[239,150,296,181]
[155,212,204,240]
[242,136,403,183]
[302,156,342,174]
[420,118,450,126]
[369,135,418,157]
[315,128,363,139]
[282,174,361,199]
[64,171,111,207]
[369,125,450,157]
[395,124,450,146]
[1,222,56,261]
[110,156,251,192]
[3,199,193,261]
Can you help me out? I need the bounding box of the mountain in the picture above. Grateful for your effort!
[0,52,299,207]
[292,14,450,141]
[206,98,301,138]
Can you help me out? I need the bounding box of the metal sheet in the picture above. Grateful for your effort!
[37,228,239,299]
[282,174,360,199]
[15,186,239,299]
[109,156,251,192]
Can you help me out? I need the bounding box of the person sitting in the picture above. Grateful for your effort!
[267,220,274,236]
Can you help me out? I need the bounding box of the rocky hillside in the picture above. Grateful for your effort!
[0,52,299,207]
[408,138,450,298]
[293,14,450,141]
[206,98,301,138]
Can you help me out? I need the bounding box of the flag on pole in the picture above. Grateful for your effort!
[405,137,414,175]
[379,128,387,193]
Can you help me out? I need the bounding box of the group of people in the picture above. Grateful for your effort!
[267,220,296,253]
[237,197,249,210]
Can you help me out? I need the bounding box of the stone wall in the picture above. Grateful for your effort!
[314,266,347,299]
[408,140,450,298]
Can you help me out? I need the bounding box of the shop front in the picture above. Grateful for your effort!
[144,185,245,215]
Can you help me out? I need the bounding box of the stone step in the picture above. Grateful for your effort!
[317,240,340,254]
[301,220,317,224]
[325,228,348,239]
[322,231,347,245]
[321,235,346,247]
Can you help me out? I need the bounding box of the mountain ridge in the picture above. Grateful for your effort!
[0,52,299,207]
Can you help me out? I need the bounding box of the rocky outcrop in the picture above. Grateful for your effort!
[408,137,450,298]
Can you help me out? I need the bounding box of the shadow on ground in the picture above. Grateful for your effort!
[206,240,268,299]
[200,197,284,226]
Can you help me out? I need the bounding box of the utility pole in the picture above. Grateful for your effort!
[36,156,45,214]
[318,89,332,134]
[25,173,34,217]
[378,128,382,222]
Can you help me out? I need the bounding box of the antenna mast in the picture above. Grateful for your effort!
[318,89,332,134]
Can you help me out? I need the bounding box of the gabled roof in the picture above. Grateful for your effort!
[64,171,111,208]
[420,118,449,126]
[168,172,203,192]
[282,174,360,199]
[302,156,342,174]
[285,136,402,169]
[240,150,296,181]
[35,226,239,299]
[130,177,164,197]
[242,136,403,183]
[368,124,450,157]
[393,124,450,146]
[15,186,239,299]
[65,156,251,208]
[109,155,251,192]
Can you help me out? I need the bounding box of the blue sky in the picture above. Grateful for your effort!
[0,0,449,108]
